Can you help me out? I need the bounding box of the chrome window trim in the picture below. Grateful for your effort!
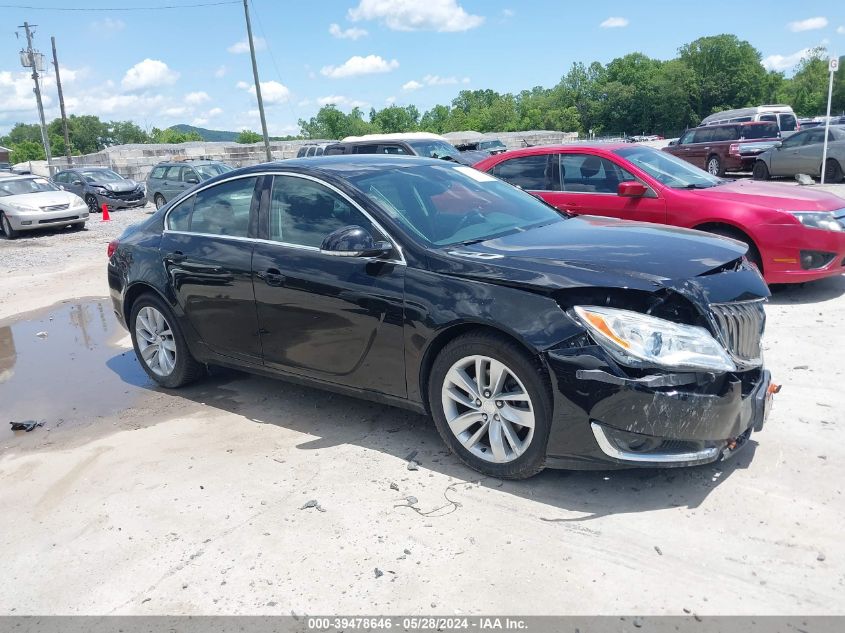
[163,170,407,265]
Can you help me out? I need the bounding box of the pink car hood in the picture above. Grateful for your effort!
[684,179,845,212]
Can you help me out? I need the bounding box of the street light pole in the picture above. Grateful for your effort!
[51,36,72,167]
[242,0,272,162]
[20,22,53,173]
[820,56,839,185]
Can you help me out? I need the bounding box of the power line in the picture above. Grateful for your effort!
[0,1,238,10]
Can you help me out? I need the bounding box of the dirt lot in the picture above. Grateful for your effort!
[1,191,844,616]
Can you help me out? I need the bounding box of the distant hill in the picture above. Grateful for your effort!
[169,124,239,142]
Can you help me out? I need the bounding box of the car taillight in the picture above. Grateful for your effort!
[729,143,740,156]
[107,239,119,258]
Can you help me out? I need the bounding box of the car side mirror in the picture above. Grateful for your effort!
[320,225,392,258]
[773,141,782,149]
[72,180,84,186]
[668,139,678,146]
[618,181,647,197]
[186,176,200,184]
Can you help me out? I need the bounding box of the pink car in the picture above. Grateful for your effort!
[475,144,845,284]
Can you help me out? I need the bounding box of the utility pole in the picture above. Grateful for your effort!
[19,22,53,173]
[51,36,72,167]
[242,0,272,162]
[820,56,839,185]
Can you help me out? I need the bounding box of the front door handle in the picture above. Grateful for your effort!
[257,267,285,286]
[164,251,186,264]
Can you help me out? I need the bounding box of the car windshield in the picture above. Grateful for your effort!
[615,146,723,189]
[81,169,124,183]
[482,141,506,149]
[0,177,60,197]
[406,140,461,160]
[346,163,565,246]
[194,163,233,179]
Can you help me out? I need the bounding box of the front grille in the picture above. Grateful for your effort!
[41,203,69,211]
[110,190,143,200]
[709,300,765,366]
[38,215,77,224]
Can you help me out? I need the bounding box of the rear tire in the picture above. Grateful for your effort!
[0,213,18,240]
[752,161,770,180]
[708,227,763,274]
[154,193,166,210]
[707,155,725,177]
[428,331,552,479]
[129,293,205,388]
[824,158,844,184]
[71,221,85,231]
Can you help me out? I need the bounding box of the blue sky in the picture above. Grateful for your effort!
[1,0,843,136]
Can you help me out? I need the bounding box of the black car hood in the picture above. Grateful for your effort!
[428,215,769,305]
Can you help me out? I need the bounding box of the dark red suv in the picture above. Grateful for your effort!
[662,121,780,176]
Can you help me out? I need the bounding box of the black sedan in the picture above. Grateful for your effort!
[108,156,774,479]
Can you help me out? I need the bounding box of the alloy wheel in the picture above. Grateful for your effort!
[85,195,99,214]
[135,306,177,377]
[707,158,720,175]
[440,354,535,464]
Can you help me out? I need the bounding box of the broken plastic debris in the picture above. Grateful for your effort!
[10,420,43,432]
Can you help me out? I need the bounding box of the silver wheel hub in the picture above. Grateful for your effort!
[441,354,535,464]
[135,306,177,377]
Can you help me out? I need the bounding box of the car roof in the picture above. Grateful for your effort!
[154,160,223,166]
[234,154,459,178]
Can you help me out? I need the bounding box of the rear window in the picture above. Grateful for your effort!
[150,166,167,179]
[742,123,779,140]
[779,114,797,132]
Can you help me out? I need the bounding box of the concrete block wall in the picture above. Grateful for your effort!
[50,130,580,181]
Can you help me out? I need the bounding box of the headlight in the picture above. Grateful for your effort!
[12,203,40,212]
[92,186,109,194]
[791,212,843,231]
[574,306,736,373]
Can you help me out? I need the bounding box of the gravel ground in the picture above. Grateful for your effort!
[0,204,155,275]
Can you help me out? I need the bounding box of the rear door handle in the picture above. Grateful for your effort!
[164,251,186,264]
[257,267,285,286]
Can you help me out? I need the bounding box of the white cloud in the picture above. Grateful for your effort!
[236,81,250,90]
[837,25,845,34]
[385,95,396,105]
[249,80,290,104]
[317,95,370,108]
[162,106,188,117]
[207,107,223,117]
[762,47,813,71]
[329,23,368,40]
[600,16,629,28]
[227,37,266,54]
[192,118,209,126]
[348,0,484,32]
[0,70,51,113]
[121,59,179,91]
[184,91,210,105]
[321,54,399,78]
[402,74,462,90]
[92,17,125,32]
[788,17,828,32]
[214,65,227,78]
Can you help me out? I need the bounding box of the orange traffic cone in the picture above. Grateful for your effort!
[101,203,110,221]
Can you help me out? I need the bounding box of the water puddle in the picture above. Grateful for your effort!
[0,298,154,444]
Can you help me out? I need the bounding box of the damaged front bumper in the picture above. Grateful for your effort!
[542,345,773,470]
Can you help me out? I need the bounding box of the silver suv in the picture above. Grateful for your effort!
[145,160,233,209]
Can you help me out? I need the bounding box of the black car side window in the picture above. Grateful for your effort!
[269,176,374,248]
[168,177,257,237]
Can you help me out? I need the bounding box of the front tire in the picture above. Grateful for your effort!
[428,331,552,479]
[70,221,86,231]
[85,194,100,214]
[130,293,204,388]
[752,161,770,180]
[708,227,763,274]
[0,212,18,240]
[824,158,844,184]
[706,155,724,177]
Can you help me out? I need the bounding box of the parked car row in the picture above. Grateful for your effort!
[663,121,781,176]
[0,173,89,239]
[752,125,845,183]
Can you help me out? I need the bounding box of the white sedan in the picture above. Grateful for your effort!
[0,175,89,239]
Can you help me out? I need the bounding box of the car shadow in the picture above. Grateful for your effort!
[107,357,753,520]
[768,274,845,304]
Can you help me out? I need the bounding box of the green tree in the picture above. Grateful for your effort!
[149,127,203,143]
[9,140,46,163]
[782,48,831,116]
[370,105,420,133]
[107,120,150,145]
[1,123,42,147]
[419,104,452,133]
[298,105,374,139]
[678,34,767,116]
[237,129,263,143]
